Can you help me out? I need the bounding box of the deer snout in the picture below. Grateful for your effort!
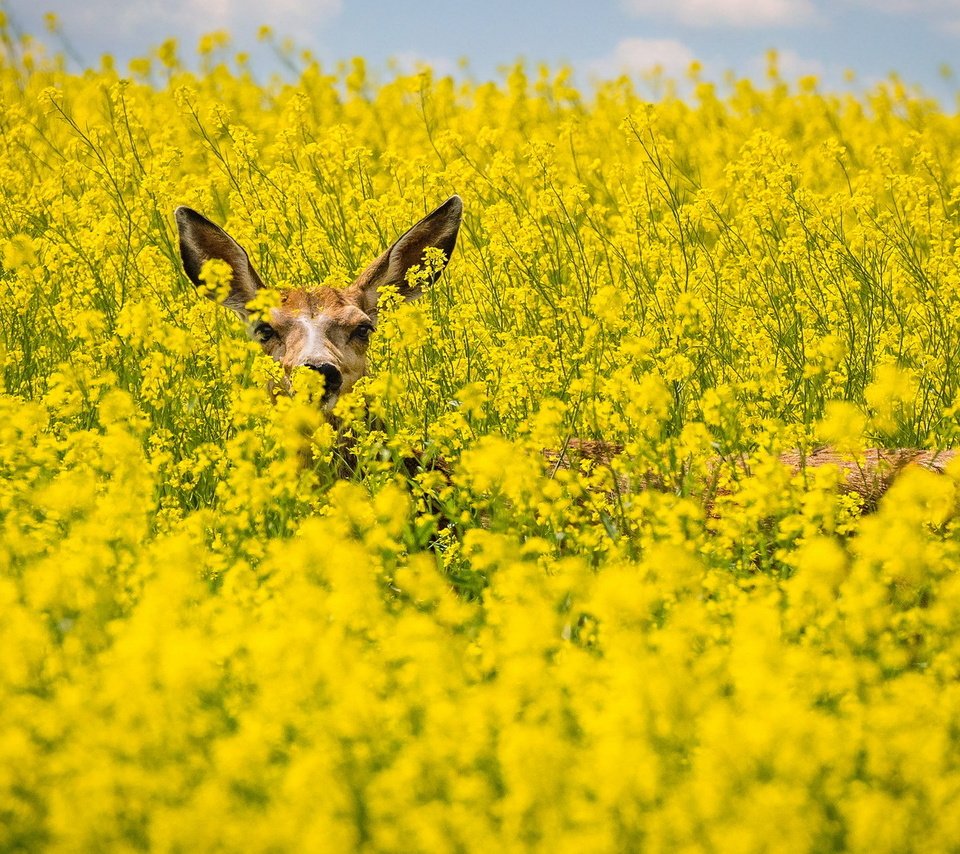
[306,362,343,394]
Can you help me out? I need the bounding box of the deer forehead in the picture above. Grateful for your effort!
[271,287,369,336]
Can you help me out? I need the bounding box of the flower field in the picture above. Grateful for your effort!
[4,22,960,852]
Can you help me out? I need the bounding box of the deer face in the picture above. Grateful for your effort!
[249,286,375,402]
[175,197,462,409]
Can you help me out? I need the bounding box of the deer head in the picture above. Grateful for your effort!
[174,196,463,409]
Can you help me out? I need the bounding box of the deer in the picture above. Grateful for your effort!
[174,195,958,507]
[174,195,463,412]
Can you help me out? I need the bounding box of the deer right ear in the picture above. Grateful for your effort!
[347,195,463,318]
[174,207,264,317]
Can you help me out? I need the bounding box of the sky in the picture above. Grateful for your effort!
[5,0,960,103]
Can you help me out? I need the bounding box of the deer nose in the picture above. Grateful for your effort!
[306,362,342,393]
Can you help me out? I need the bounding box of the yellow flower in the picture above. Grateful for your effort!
[865,363,917,433]
[3,30,960,849]
[818,400,867,454]
[2,234,37,269]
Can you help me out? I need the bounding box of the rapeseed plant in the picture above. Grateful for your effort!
[2,21,960,852]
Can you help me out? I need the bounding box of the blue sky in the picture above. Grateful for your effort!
[5,0,958,103]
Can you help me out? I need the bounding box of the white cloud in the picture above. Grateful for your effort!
[26,0,341,54]
[621,0,817,28]
[588,38,698,80]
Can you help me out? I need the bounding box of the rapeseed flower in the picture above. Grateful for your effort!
[1,21,960,851]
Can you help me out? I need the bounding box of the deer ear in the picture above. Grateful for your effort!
[175,207,264,317]
[348,195,462,317]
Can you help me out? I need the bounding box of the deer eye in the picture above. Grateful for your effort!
[351,323,374,343]
[254,322,277,343]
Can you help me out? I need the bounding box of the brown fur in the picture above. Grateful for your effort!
[548,440,958,507]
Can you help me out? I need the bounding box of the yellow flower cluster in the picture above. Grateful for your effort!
[2,26,960,851]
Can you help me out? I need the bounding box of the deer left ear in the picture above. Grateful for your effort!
[348,195,462,317]
[175,207,265,318]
